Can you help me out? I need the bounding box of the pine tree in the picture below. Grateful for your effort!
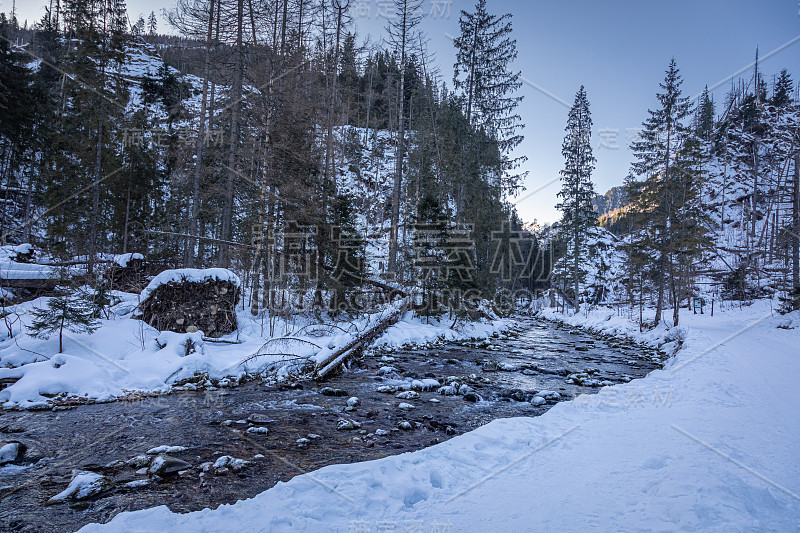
[412,192,451,319]
[27,289,100,353]
[668,133,712,324]
[628,59,694,327]
[329,193,367,315]
[44,0,129,264]
[133,15,145,35]
[147,11,157,36]
[556,85,596,311]
[0,13,35,243]
[772,69,794,107]
[697,86,715,141]
[453,0,525,194]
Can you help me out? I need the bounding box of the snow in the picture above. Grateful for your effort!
[146,446,187,455]
[0,292,507,408]
[0,442,22,465]
[78,300,800,532]
[374,314,507,349]
[106,253,143,268]
[12,244,33,255]
[48,471,111,502]
[0,261,55,280]
[139,268,241,302]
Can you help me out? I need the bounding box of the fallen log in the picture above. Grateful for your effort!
[0,377,19,391]
[361,278,406,299]
[315,301,408,380]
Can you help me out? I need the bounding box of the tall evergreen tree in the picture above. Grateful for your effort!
[772,69,794,107]
[628,59,694,327]
[147,11,157,36]
[556,85,596,311]
[668,133,712,324]
[696,86,715,141]
[453,0,525,194]
[385,0,423,277]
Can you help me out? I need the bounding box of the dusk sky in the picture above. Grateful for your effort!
[12,0,800,224]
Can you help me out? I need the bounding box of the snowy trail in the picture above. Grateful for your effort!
[79,303,800,532]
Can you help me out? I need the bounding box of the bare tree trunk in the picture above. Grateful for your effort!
[123,173,131,253]
[89,117,102,275]
[189,0,216,267]
[221,0,245,267]
[793,154,799,309]
[388,6,409,276]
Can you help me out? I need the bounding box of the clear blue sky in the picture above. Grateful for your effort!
[12,0,800,224]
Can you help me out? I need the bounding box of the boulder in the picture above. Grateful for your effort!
[47,471,113,503]
[0,441,25,465]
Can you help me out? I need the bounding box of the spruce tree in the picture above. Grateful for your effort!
[133,15,145,35]
[453,0,525,194]
[668,133,712,324]
[44,0,129,262]
[27,289,100,353]
[329,194,367,315]
[148,11,158,36]
[556,85,596,311]
[412,193,451,319]
[628,59,694,327]
[0,13,35,204]
[697,86,715,142]
[385,0,423,277]
[772,69,794,107]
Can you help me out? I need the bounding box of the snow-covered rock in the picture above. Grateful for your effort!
[48,471,113,503]
[147,455,191,476]
[0,442,24,465]
[146,445,187,455]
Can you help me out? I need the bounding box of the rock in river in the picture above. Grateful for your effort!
[47,471,113,503]
[320,387,348,397]
[148,455,192,476]
[0,442,25,465]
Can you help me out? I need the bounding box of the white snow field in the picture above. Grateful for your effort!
[77,300,800,532]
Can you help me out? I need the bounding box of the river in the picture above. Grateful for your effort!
[0,317,662,532]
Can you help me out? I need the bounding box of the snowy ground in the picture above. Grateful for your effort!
[0,290,508,409]
[75,299,800,532]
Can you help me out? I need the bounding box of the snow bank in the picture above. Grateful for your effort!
[375,314,507,349]
[78,301,800,532]
[0,293,508,408]
[0,261,55,280]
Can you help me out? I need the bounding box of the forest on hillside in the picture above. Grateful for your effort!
[551,58,800,328]
[0,0,548,320]
[0,0,799,329]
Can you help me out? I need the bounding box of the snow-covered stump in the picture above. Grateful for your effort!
[10,243,35,263]
[106,253,146,292]
[139,269,241,338]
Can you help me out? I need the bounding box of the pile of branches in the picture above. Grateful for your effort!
[107,257,147,292]
[140,278,240,338]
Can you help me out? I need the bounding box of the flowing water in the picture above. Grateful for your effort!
[0,317,661,532]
